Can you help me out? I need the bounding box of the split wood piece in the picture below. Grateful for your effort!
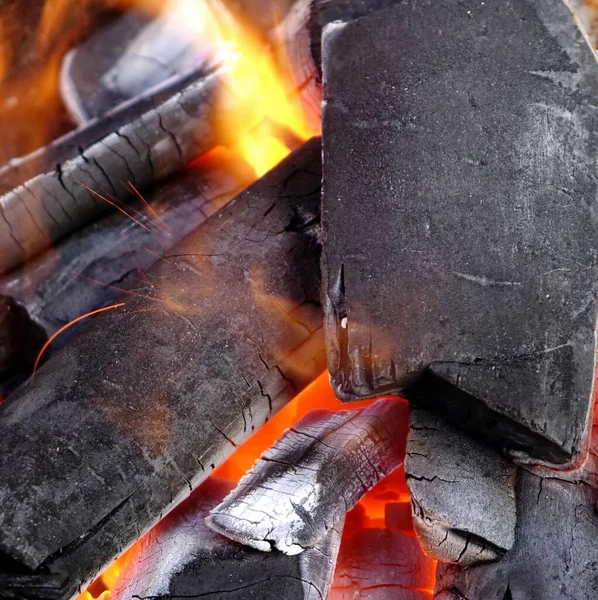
[434,469,598,599]
[112,477,343,600]
[61,9,210,123]
[0,152,252,338]
[329,525,436,599]
[0,295,47,399]
[0,138,326,600]
[207,397,408,555]
[406,407,516,566]
[321,0,598,467]
[0,64,240,276]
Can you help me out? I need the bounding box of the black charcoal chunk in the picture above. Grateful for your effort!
[406,407,516,565]
[435,469,598,599]
[322,0,598,467]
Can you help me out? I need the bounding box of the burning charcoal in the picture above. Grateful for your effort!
[321,0,598,467]
[111,477,343,600]
[0,295,47,399]
[0,138,326,600]
[61,9,210,123]
[330,525,435,599]
[435,469,598,599]
[0,65,229,275]
[207,398,408,554]
[405,407,516,566]
[0,151,252,338]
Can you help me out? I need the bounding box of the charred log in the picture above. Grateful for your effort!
[207,398,408,554]
[0,65,233,275]
[111,477,343,600]
[61,9,210,123]
[406,407,516,566]
[0,296,47,399]
[435,469,598,600]
[0,138,326,600]
[321,0,598,467]
[0,152,252,338]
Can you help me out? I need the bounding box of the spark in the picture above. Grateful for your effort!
[126,180,169,230]
[75,180,151,232]
[32,303,125,377]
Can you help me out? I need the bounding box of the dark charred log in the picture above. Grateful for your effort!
[0,65,231,276]
[406,407,516,566]
[0,153,253,338]
[207,398,408,554]
[0,296,47,400]
[0,138,326,600]
[321,0,598,467]
[434,468,598,600]
[111,477,343,600]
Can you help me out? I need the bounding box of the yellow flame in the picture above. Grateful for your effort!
[164,0,315,176]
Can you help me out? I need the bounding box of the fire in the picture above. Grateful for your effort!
[79,374,436,599]
[162,0,316,176]
[0,0,317,175]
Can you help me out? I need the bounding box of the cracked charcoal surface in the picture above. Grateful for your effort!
[435,469,598,599]
[61,10,211,123]
[406,407,516,566]
[0,138,326,600]
[321,0,598,467]
[207,398,408,554]
[0,65,229,275]
[0,295,48,399]
[0,154,251,337]
[112,477,343,600]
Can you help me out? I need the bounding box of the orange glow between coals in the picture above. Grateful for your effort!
[78,374,436,599]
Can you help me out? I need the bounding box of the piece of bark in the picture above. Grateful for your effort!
[434,469,598,600]
[0,138,326,600]
[321,0,598,467]
[0,152,253,338]
[61,9,210,124]
[207,398,408,554]
[330,526,436,600]
[0,65,233,276]
[111,477,343,600]
[0,295,47,400]
[406,407,516,566]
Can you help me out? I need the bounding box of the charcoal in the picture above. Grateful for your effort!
[0,295,47,399]
[330,526,436,599]
[207,398,408,554]
[0,138,326,600]
[321,0,598,467]
[406,407,516,565]
[0,153,252,338]
[61,10,209,123]
[0,66,229,275]
[112,477,343,600]
[435,469,598,599]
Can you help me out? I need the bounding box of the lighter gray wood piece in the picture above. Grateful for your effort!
[406,407,516,566]
[112,477,343,600]
[207,398,408,554]
[0,66,227,275]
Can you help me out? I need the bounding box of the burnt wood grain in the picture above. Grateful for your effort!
[0,138,325,600]
[0,154,252,338]
[111,477,343,600]
[207,398,408,554]
[321,0,598,467]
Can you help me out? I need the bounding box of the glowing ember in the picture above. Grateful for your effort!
[79,374,436,599]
